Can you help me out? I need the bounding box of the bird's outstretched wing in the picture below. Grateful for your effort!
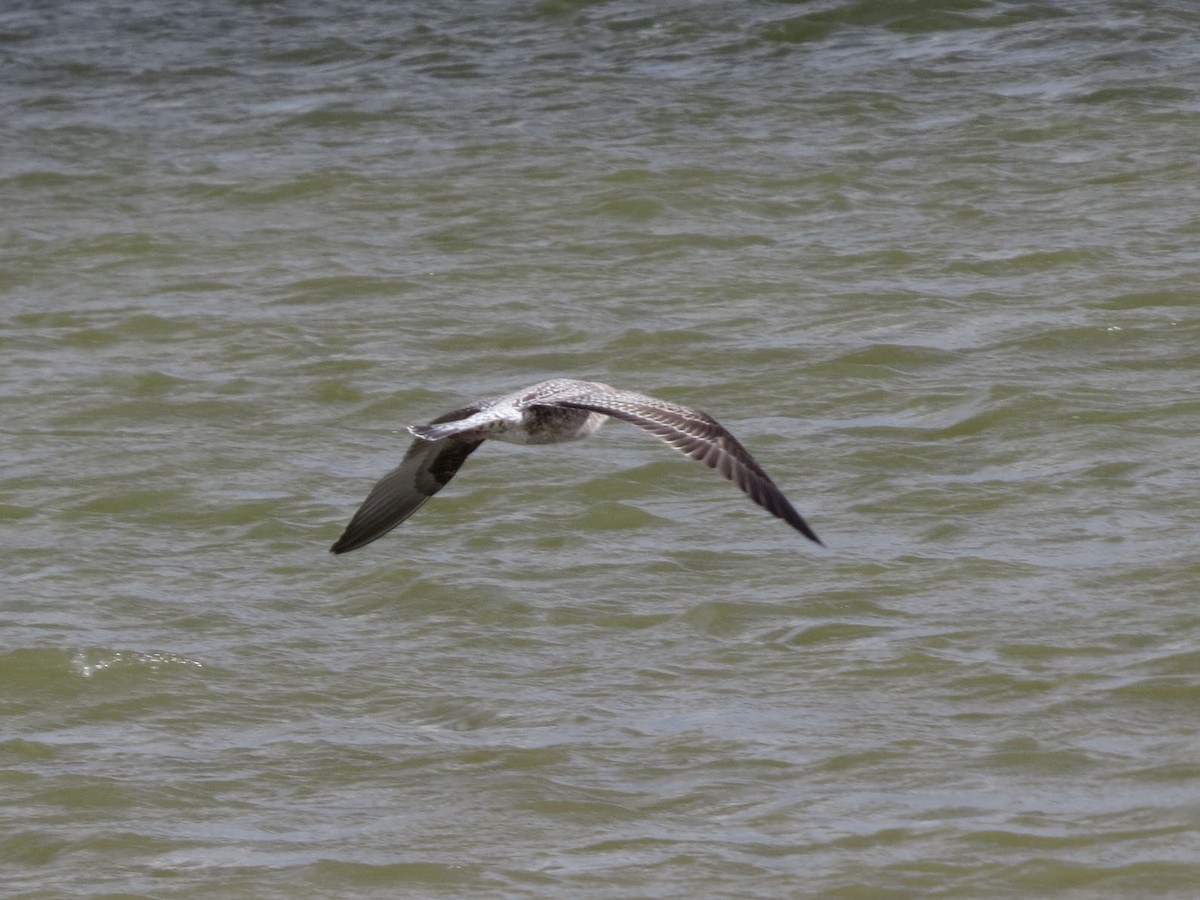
[548,388,822,545]
[330,405,485,554]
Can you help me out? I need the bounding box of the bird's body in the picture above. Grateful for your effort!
[407,379,610,445]
[330,378,821,554]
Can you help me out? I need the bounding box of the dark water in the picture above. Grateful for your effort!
[4,1,1200,897]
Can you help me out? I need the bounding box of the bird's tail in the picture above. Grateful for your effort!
[408,422,459,441]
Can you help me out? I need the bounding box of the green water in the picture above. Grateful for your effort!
[4,1,1200,897]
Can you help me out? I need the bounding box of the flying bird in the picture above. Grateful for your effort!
[330,378,821,553]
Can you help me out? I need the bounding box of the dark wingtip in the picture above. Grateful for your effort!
[784,508,823,546]
[329,530,366,554]
[330,529,383,554]
[797,525,824,547]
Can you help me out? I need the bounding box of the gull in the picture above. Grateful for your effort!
[330,378,822,553]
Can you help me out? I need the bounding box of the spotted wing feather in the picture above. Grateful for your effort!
[329,404,485,554]
[551,390,822,545]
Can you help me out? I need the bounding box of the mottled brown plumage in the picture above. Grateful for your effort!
[331,378,821,553]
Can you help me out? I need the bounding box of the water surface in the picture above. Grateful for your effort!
[3,1,1200,897]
